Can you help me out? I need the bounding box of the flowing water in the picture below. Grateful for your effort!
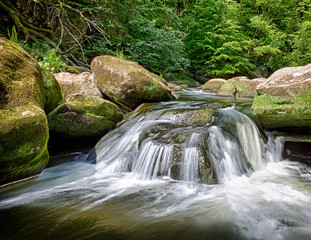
[1,89,311,240]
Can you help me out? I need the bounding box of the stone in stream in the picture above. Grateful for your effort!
[0,38,49,185]
[218,76,266,98]
[251,63,311,130]
[91,55,177,110]
[202,78,226,93]
[135,104,220,184]
[48,94,123,139]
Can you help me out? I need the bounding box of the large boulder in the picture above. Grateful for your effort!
[0,38,49,185]
[48,94,123,138]
[54,72,102,98]
[202,78,226,93]
[218,76,266,98]
[256,63,311,100]
[91,55,177,110]
[251,64,311,130]
[42,70,64,113]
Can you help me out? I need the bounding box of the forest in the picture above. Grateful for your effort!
[1,0,311,81]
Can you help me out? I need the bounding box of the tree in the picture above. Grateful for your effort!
[185,0,254,77]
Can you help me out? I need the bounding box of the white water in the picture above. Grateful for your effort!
[1,90,311,240]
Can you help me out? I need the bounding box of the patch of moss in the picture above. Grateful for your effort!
[48,111,116,137]
[173,108,215,126]
[0,104,49,185]
[41,70,64,113]
[251,90,311,128]
[48,95,123,137]
[66,95,123,122]
[0,38,45,109]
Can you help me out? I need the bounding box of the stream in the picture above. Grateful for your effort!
[1,89,311,240]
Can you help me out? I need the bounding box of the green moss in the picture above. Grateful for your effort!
[251,90,311,128]
[236,82,248,95]
[41,70,64,113]
[220,80,235,94]
[48,95,123,137]
[48,111,116,137]
[173,108,215,126]
[143,84,166,99]
[0,38,45,109]
[0,104,49,185]
[67,95,123,122]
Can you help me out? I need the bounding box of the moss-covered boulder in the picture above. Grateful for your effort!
[42,70,63,113]
[0,37,49,185]
[251,90,311,130]
[91,55,177,110]
[202,79,226,93]
[218,76,266,98]
[172,108,215,126]
[48,94,123,138]
[54,72,102,98]
[251,64,311,130]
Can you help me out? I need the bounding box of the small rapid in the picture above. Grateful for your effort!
[90,96,282,184]
[1,89,311,240]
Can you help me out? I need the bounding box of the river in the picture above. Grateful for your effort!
[1,89,311,240]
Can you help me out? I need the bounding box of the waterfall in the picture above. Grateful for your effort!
[91,103,284,184]
[181,132,201,183]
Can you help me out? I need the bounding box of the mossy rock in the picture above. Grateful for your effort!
[48,95,123,138]
[173,108,215,126]
[0,38,45,109]
[0,38,49,185]
[218,77,265,98]
[251,91,311,129]
[0,104,49,185]
[42,70,64,113]
[91,55,177,110]
[202,79,226,93]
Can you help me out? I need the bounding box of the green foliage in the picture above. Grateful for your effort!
[3,0,311,80]
[185,0,255,77]
[38,49,67,73]
[7,26,18,43]
[126,7,189,80]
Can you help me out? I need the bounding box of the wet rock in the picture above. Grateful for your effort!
[0,38,49,185]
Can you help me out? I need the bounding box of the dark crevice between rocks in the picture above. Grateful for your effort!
[47,132,101,167]
[284,141,311,165]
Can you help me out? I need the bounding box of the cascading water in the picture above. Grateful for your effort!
[1,89,311,240]
[90,100,281,184]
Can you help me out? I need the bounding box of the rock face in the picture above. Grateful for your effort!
[251,64,311,130]
[168,82,182,91]
[256,64,311,100]
[91,55,177,110]
[218,76,266,98]
[48,94,123,138]
[202,79,226,93]
[42,70,64,113]
[54,72,102,98]
[0,38,49,185]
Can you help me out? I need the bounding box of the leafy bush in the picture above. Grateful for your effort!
[127,8,189,80]
[38,49,67,73]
